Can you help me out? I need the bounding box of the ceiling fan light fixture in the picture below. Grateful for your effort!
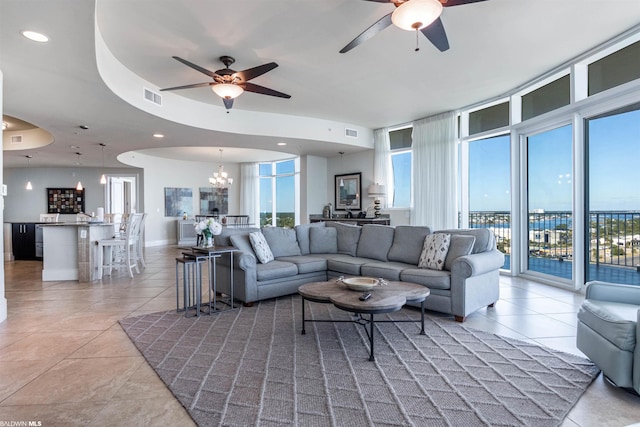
[391,0,443,31]
[211,83,244,99]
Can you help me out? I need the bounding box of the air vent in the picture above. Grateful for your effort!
[345,128,358,138]
[10,135,23,144]
[143,88,162,106]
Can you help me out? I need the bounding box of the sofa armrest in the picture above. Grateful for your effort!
[451,250,505,278]
[234,250,257,271]
[585,281,640,305]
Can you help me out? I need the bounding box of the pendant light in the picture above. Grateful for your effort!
[99,143,107,185]
[339,152,345,187]
[25,155,33,190]
[75,152,83,191]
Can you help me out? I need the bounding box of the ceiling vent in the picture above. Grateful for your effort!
[143,88,162,106]
[345,128,358,138]
[10,135,23,144]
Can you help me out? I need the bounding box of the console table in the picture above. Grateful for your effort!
[309,216,390,225]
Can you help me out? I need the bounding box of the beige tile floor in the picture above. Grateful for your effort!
[0,246,638,426]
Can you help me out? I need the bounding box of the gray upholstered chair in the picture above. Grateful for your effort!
[577,281,640,394]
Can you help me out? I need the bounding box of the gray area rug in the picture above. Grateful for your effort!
[119,296,599,426]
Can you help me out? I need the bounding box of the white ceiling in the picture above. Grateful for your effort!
[2,0,640,169]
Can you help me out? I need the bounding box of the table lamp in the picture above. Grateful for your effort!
[367,183,385,218]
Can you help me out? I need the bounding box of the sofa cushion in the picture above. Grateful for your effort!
[444,235,476,271]
[418,233,451,270]
[256,260,298,281]
[277,255,328,274]
[436,228,495,254]
[361,261,413,281]
[326,222,362,257]
[326,255,371,276]
[249,231,275,264]
[356,224,395,261]
[309,227,338,254]
[262,227,302,258]
[229,234,257,258]
[578,300,638,352]
[388,225,431,265]
[295,222,326,255]
[400,268,451,290]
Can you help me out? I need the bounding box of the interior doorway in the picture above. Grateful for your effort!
[106,176,137,215]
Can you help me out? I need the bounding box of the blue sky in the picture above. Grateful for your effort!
[469,108,639,212]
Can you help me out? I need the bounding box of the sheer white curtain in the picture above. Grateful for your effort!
[411,111,457,229]
[240,162,259,226]
[373,128,393,207]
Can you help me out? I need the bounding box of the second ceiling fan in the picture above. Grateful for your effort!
[340,0,488,54]
[160,55,291,111]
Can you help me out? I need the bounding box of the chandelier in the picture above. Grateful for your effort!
[209,148,233,188]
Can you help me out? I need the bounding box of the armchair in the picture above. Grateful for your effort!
[577,281,640,394]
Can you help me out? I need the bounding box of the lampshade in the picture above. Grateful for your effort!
[76,181,83,191]
[26,181,33,190]
[100,174,107,185]
[368,183,386,197]
[391,0,443,31]
[211,83,244,99]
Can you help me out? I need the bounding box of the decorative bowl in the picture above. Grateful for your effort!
[341,277,380,291]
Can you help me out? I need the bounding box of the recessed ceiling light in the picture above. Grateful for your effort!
[21,30,49,42]
[69,145,80,149]
[153,133,164,138]
[277,142,287,146]
[79,125,89,130]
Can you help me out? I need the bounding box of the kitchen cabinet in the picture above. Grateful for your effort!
[12,223,37,260]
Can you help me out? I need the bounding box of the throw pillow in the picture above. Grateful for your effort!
[309,227,338,254]
[418,233,451,270]
[249,231,274,264]
[356,224,395,261]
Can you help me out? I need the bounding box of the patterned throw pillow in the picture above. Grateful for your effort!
[418,233,451,270]
[249,231,274,264]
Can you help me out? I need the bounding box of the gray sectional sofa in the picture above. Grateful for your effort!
[215,222,505,322]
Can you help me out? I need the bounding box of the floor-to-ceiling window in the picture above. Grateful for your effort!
[525,125,573,282]
[259,159,296,227]
[585,103,640,285]
[468,134,510,269]
[389,127,412,208]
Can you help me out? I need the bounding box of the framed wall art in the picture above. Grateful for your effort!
[199,187,228,215]
[335,172,361,211]
[164,187,193,217]
[47,188,85,214]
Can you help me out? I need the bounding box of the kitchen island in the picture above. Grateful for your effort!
[40,222,115,282]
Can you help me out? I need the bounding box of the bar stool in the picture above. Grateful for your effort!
[175,253,206,317]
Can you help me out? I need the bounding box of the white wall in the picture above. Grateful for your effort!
[1,69,6,324]
[300,155,328,223]
[131,152,240,246]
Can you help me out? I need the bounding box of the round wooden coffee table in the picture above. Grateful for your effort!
[298,278,430,361]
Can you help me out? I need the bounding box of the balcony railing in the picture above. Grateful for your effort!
[468,210,640,274]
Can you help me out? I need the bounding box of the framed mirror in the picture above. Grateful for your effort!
[335,172,361,211]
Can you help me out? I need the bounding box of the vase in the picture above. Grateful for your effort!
[206,236,213,247]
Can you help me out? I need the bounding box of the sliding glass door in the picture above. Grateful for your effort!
[525,125,573,281]
[586,103,640,285]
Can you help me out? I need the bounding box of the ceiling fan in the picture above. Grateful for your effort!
[160,55,291,111]
[340,0,488,54]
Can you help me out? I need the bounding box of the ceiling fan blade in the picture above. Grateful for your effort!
[442,0,488,7]
[243,82,291,99]
[223,97,234,110]
[236,62,278,82]
[159,82,214,91]
[420,17,450,52]
[172,56,218,78]
[339,12,393,53]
